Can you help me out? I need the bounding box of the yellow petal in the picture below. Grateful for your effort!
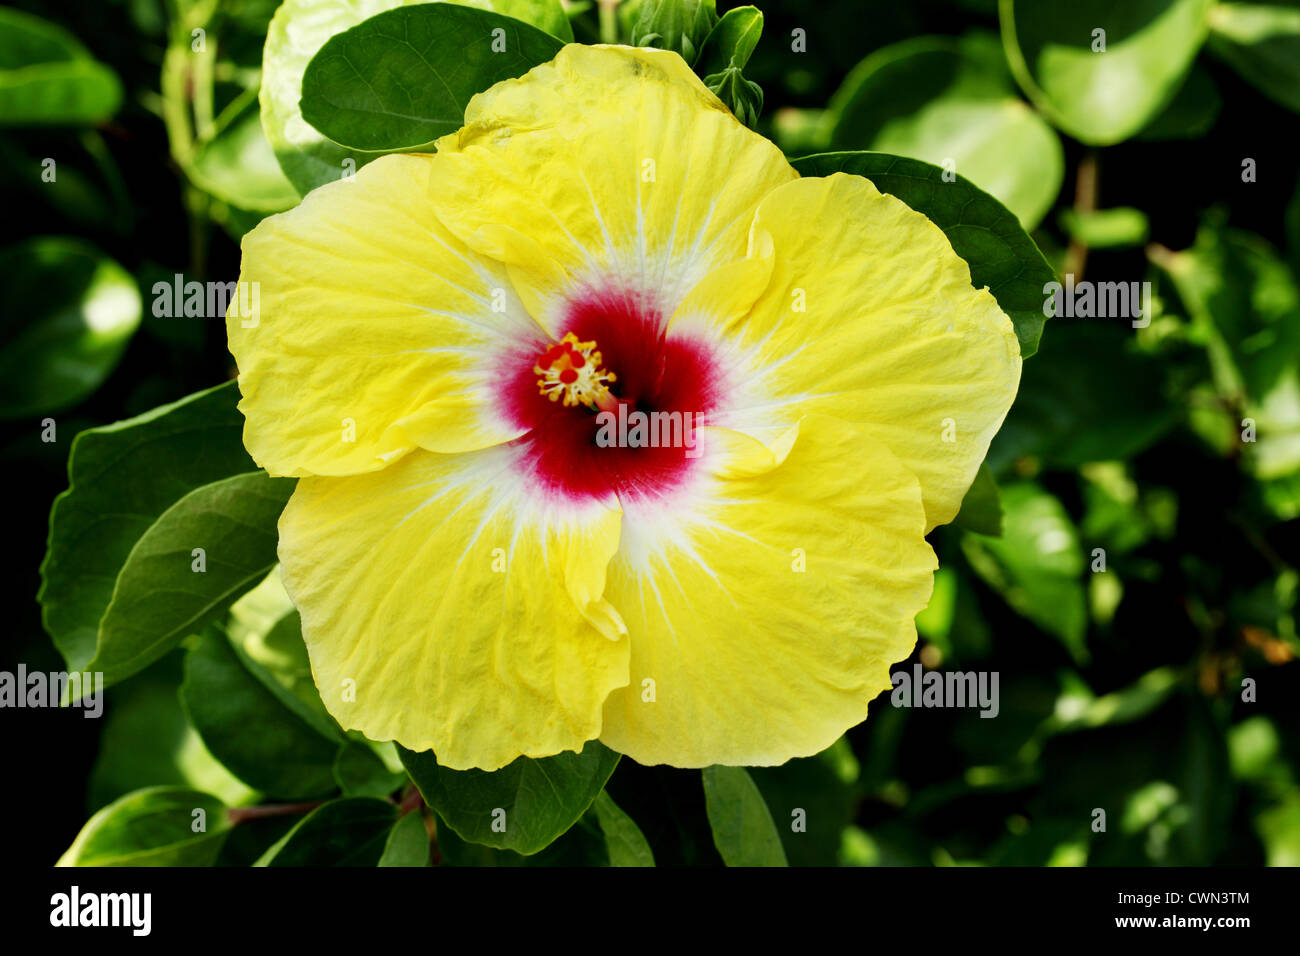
[598,416,937,767]
[228,153,548,477]
[278,445,629,770]
[720,172,1022,529]
[424,45,796,331]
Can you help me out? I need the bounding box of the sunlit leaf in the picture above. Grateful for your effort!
[400,741,619,855]
[701,765,787,866]
[827,34,1063,228]
[1000,0,1212,144]
[0,237,140,419]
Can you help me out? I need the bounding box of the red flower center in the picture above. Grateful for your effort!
[501,288,722,505]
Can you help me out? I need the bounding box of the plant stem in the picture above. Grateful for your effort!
[598,0,620,45]
[227,801,325,825]
[1062,149,1098,282]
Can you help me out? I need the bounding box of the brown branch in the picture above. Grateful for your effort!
[1062,150,1099,283]
[226,800,325,826]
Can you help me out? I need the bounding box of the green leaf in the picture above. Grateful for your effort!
[378,811,431,866]
[88,660,257,811]
[592,791,655,866]
[999,0,1212,145]
[181,626,340,800]
[916,566,959,644]
[749,741,860,865]
[954,462,1003,536]
[334,740,406,797]
[791,151,1054,358]
[491,0,574,40]
[299,4,565,153]
[262,0,423,195]
[261,0,571,195]
[0,237,140,419]
[1208,1,1300,113]
[1258,794,1300,866]
[987,322,1179,471]
[57,787,230,866]
[961,481,1088,663]
[826,34,1063,229]
[86,471,296,689]
[1033,692,1230,864]
[435,809,611,865]
[1041,667,1182,737]
[1151,220,1300,479]
[694,5,763,77]
[40,381,256,672]
[0,8,122,126]
[1136,61,1221,139]
[1059,206,1149,249]
[227,578,340,739]
[399,741,620,855]
[701,766,787,866]
[190,109,299,213]
[255,797,397,866]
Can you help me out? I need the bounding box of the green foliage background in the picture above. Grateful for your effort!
[2,0,1298,867]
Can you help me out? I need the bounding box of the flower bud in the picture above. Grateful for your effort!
[630,0,719,65]
[705,65,764,129]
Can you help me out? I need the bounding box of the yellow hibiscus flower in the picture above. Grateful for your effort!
[226,44,1021,772]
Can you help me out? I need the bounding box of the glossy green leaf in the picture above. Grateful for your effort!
[57,787,230,866]
[791,151,1054,358]
[261,0,569,196]
[1042,667,1182,737]
[88,661,257,811]
[181,627,340,800]
[1136,61,1221,139]
[1208,1,1300,113]
[1152,221,1300,479]
[0,8,122,126]
[1059,206,1149,249]
[695,5,762,77]
[255,797,397,866]
[1032,692,1231,865]
[334,740,406,798]
[962,481,1088,663]
[1000,0,1212,144]
[40,381,255,672]
[299,4,564,153]
[954,462,1004,536]
[261,0,425,195]
[1258,794,1300,866]
[87,471,296,688]
[827,35,1063,229]
[0,237,140,419]
[378,811,431,866]
[495,0,575,40]
[190,109,299,213]
[701,765,787,866]
[987,323,1179,471]
[227,578,339,739]
[399,741,620,855]
[435,810,611,865]
[750,742,859,866]
[592,791,655,866]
